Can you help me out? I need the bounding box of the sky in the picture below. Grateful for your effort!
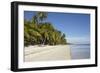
[24,11,90,44]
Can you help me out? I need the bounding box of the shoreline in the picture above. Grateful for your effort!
[24,45,71,62]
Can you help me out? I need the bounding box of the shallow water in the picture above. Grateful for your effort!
[69,44,90,59]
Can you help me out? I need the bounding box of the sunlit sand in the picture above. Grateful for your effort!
[24,45,71,62]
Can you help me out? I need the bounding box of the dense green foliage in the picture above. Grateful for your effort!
[24,12,67,46]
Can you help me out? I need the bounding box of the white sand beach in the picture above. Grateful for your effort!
[24,45,71,62]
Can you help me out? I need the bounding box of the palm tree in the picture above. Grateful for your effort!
[24,12,67,46]
[31,12,47,25]
[31,15,38,24]
[37,12,47,24]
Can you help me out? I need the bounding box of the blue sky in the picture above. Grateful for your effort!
[24,11,90,44]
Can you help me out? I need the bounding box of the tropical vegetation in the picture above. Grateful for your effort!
[24,12,67,46]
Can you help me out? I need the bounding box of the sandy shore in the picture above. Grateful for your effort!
[24,45,71,62]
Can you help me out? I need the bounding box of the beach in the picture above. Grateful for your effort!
[24,45,71,62]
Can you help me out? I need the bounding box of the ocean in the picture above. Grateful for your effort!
[69,44,90,59]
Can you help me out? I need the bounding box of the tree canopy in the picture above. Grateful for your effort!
[24,12,67,46]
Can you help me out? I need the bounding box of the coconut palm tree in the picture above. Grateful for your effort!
[37,12,47,24]
[31,15,38,24]
[24,12,67,46]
